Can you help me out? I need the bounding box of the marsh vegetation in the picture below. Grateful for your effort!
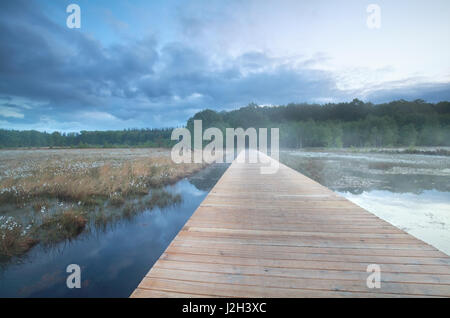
[280,149,450,255]
[0,162,225,297]
[0,148,204,262]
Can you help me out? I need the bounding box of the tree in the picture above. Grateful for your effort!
[399,124,417,146]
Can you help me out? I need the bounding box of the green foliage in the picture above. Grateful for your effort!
[0,128,175,148]
[186,100,450,148]
[1,100,449,148]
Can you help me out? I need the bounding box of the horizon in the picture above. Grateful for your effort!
[1,0,450,132]
[1,0,450,301]
[0,98,447,135]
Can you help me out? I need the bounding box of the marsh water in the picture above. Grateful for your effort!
[281,150,450,256]
[0,163,228,297]
[1,149,449,297]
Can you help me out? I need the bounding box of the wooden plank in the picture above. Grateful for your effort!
[145,268,450,297]
[136,277,433,298]
[166,245,450,266]
[152,259,450,285]
[184,227,414,239]
[160,252,450,275]
[171,235,437,251]
[185,221,406,234]
[182,227,418,241]
[131,288,207,298]
[131,151,450,298]
[170,240,446,258]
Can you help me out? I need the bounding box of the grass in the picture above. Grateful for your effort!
[0,218,38,260]
[0,208,87,259]
[0,149,205,261]
[32,200,49,213]
[36,209,87,245]
[121,190,182,220]
[147,189,182,209]
[0,156,203,205]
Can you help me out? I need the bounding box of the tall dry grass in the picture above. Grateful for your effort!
[0,156,204,205]
[0,151,205,260]
[0,219,38,259]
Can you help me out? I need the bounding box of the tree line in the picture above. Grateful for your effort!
[1,99,449,148]
[0,128,174,148]
[188,99,450,148]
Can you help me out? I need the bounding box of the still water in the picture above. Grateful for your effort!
[280,150,450,256]
[1,150,449,297]
[0,164,228,297]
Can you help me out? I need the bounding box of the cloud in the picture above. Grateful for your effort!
[79,111,118,121]
[363,80,450,103]
[0,106,24,118]
[0,0,449,132]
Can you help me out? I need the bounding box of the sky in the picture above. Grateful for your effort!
[0,0,449,132]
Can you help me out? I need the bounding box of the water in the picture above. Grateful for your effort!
[280,150,450,255]
[2,150,449,296]
[340,190,450,255]
[0,164,228,297]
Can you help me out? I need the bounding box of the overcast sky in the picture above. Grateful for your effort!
[1,0,449,132]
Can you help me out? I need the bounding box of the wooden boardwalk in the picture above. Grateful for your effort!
[131,151,450,298]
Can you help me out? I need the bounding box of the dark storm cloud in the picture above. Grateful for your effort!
[365,81,450,104]
[0,1,159,107]
[137,43,341,108]
[0,0,449,131]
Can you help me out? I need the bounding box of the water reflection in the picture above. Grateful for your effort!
[339,190,450,255]
[281,150,450,256]
[0,164,226,297]
[281,150,450,194]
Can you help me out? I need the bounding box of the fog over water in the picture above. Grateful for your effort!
[281,150,450,255]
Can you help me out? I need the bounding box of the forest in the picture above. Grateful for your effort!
[1,99,449,148]
[0,128,174,148]
[187,99,450,148]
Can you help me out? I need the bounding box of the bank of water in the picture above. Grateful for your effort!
[0,164,228,297]
[281,150,450,256]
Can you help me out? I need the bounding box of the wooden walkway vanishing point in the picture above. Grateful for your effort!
[131,151,450,298]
